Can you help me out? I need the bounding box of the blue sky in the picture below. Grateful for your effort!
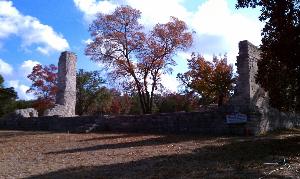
[0,0,263,100]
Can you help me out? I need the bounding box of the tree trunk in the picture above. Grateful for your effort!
[218,93,224,107]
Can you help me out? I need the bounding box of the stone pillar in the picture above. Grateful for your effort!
[226,41,299,135]
[230,40,267,112]
[44,51,77,117]
[56,52,77,115]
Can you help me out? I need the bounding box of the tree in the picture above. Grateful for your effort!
[155,92,198,113]
[84,87,133,115]
[0,75,4,88]
[27,64,58,114]
[76,69,106,115]
[76,69,132,115]
[86,6,193,114]
[127,93,143,114]
[80,86,111,115]
[177,54,235,106]
[107,89,132,115]
[0,74,18,117]
[236,0,300,112]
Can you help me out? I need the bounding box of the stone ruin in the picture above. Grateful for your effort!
[2,41,299,135]
[229,40,268,112]
[8,51,77,118]
[228,40,299,134]
[15,108,38,118]
[44,51,77,117]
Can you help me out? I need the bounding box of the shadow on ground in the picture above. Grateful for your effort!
[26,131,300,179]
[47,135,203,154]
[77,133,151,142]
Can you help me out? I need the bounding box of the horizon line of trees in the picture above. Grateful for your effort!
[22,60,231,116]
[0,54,234,118]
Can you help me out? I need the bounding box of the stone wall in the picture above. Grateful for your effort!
[0,111,247,135]
[2,109,298,135]
[44,51,77,117]
[255,108,300,134]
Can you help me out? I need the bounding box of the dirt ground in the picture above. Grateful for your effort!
[0,130,300,179]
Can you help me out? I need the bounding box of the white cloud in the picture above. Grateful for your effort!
[74,0,117,22]
[82,38,93,45]
[8,80,35,100]
[126,0,190,28]
[0,1,69,54]
[177,52,191,60]
[8,80,19,89]
[191,0,263,64]
[161,74,180,93]
[0,58,13,75]
[2,60,40,100]
[20,60,40,78]
[74,0,190,28]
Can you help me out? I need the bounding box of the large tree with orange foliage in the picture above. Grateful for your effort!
[86,6,193,114]
[177,54,235,106]
[27,64,58,114]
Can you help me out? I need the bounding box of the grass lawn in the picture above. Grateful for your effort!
[0,129,300,178]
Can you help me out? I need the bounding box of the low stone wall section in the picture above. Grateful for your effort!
[0,111,248,135]
[15,108,38,118]
[254,108,300,134]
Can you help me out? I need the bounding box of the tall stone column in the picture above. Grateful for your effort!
[44,51,77,117]
[56,52,77,115]
[229,40,267,112]
[227,41,297,135]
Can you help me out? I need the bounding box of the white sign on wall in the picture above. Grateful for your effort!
[226,113,247,124]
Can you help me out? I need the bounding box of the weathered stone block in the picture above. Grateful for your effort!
[15,108,38,118]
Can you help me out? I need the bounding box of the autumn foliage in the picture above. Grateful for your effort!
[177,54,235,106]
[156,92,198,113]
[27,64,58,114]
[86,6,193,114]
